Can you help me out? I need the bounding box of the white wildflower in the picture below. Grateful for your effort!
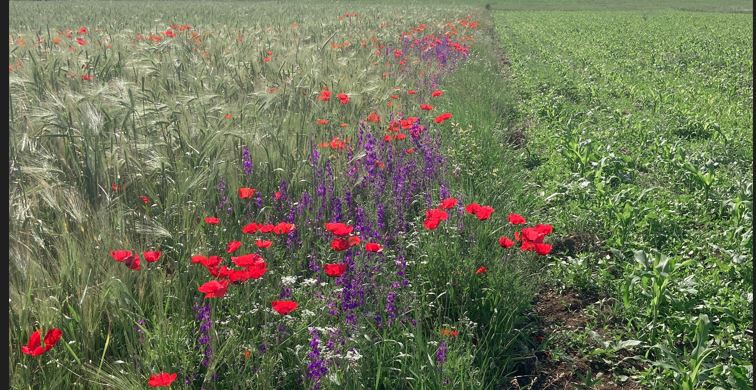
[345,349,362,362]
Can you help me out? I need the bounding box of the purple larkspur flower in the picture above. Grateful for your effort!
[306,328,328,390]
[242,145,253,176]
[439,184,450,200]
[332,197,342,222]
[193,302,213,368]
[310,145,320,165]
[386,291,397,323]
[217,179,231,215]
[279,287,292,299]
[435,341,448,366]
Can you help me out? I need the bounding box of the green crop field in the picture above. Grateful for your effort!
[495,9,753,389]
[7,1,753,389]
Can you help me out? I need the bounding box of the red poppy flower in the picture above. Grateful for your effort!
[124,254,141,270]
[224,113,233,120]
[407,90,417,95]
[198,280,229,298]
[110,250,133,262]
[242,222,259,234]
[521,227,547,243]
[390,95,399,100]
[239,187,256,199]
[423,208,448,230]
[367,112,380,123]
[274,191,282,200]
[465,203,494,220]
[21,328,62,356]
[498,236,514,248]
[465,203,480,214]
[440,328,458,337]
[423,217,441,230]
[420,104,433,111]
[204,217,220,225]
[434,112,452,124]
[325,222,353,236]
[439,197,458,209]
[21,330,45,356]
[163,29,176,38]
[143,251,161,263]
[271,300,298,315]
[365,242,383,252]
[255,240,272,249]
[43,327,63,350]
[111,183,120,192]
[340,123,348,128]
[331,238,350,252]
[400,117,417,129]
[405,148,415,154]
[258,224,275,233]
[508,213,526,225]
[226,241,242,254]
[337,93,349,105]
[191,255,222,268]
[316,119,329,125]
[324,263,347,277]
[476,266,487,274]
[245,260,267,279]
[395,133,406,140]
[220,262,265,282]
[78,27,88,35]
[148,372,177,387]
[431,90,444,97]
[76,38,86,46]
[231,253,263,267]
[272,222,295,235]
[474,205,494,221]
[534,243,552,256]
[329,137,346,150]
[534,224,554,236]
[139,195,150,205]
[318,89,331,102]
[348,236,361,247]
[384,135,393,142]
[426,208,449,221]
[520,240,537,251]
[263,56,271,62]
[81,74,93,81]
[514,231,521,241]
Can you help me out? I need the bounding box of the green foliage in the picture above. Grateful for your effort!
[496,9,753,389]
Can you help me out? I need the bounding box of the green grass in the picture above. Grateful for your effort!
[495,8,752,389]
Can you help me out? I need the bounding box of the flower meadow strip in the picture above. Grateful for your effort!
[9,3,549,388]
